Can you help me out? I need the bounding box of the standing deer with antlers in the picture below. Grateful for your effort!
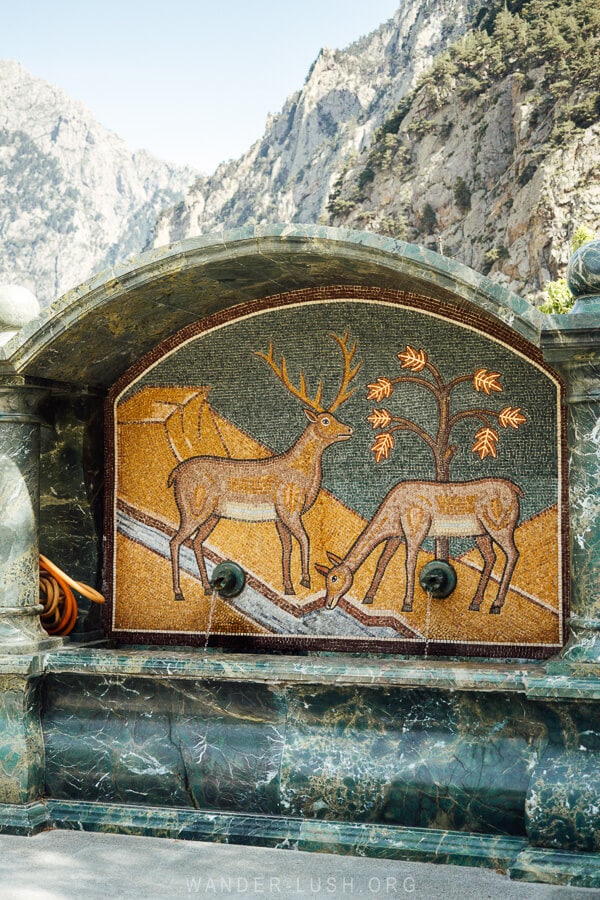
[316,477,522,615]
[168,331,361,600]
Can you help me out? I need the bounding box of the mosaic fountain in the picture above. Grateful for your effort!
[0,227,599,886]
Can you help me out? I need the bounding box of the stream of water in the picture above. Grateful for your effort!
[203,589,218,651]
[423,590,432,659]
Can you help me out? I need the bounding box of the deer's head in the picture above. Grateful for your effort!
[255,330,361,441]
[303,408,353,446]
[315,552,353,609]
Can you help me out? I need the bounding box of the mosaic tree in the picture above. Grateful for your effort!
[367,345,527,559]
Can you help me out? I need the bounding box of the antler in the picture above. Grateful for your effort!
[254,343,325,412]
[327,330,362,412]
[255,330,361,413]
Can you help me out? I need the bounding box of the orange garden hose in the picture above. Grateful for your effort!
[39,554,105,636]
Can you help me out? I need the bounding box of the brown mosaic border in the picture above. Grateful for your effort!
[104,285,570,659]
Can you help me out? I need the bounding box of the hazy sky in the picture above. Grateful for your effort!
[3,1,400,173]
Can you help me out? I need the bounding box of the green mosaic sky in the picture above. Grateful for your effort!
[127,299,561,524]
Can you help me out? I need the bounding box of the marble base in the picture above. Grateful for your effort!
[0,800,598,887]
[0,801,47,835]
[36,650,600,854]
[0,607,65,654]
[558,616,600,665]
[2,645,600,887]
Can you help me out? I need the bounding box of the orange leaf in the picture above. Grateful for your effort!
[472,426,499,460]
[367,408,393,429]
[473,368,503,395]
[498,406,527,429]
[366,377,393,401]
[398,345,427,372]
[371,432,395,462]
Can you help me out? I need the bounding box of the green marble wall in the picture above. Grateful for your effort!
[541,313,600,664]
[0,674,44,805]
[38,662,598,851]
[43,673,283,812]
[0,641,597,884]
[279,685,540,835]
[527,698,600,854]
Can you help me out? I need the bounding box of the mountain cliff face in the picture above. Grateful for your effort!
[0,60,195,306]
[153,0,483,245]
[325,0,600,300]
[2,0,597,308]
[155,0,599,302]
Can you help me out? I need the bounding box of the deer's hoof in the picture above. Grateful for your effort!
[300,577,311,589]
[469,601,482,611]
[173,592,186,602]
[362,595,374,605]
[401,603,413,613]
[489,605,502,615]
[284,587,296,596]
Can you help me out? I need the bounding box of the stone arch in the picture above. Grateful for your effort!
[3,225,544,387]
[1,225,561,654]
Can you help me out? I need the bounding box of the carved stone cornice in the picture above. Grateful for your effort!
[0,377,50,424]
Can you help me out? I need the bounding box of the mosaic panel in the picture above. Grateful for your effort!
[105,288,568,657]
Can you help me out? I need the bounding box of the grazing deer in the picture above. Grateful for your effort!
[316,478,523,615]
[168,332,361,600]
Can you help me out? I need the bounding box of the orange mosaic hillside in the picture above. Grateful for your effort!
[113,386,562,647]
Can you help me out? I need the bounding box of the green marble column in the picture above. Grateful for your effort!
[0,378,62,652]
[38,394,104,640]
[0,666,45,807]
[541,239,600,665]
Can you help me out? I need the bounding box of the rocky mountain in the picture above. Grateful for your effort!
[155,0,599,303]
[0,60,196,306]
[2,0,597,308]
[325,0,600,300]
[153,0,483,245]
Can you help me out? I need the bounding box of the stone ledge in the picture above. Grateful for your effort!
[33,645,600,699]
[36,800,600,887]
[2,645,598,699]
[0,802,48,836]
[2,799,598,887]
[42,645,535,689]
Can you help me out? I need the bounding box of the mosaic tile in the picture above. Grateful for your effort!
[105,287,567,658]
